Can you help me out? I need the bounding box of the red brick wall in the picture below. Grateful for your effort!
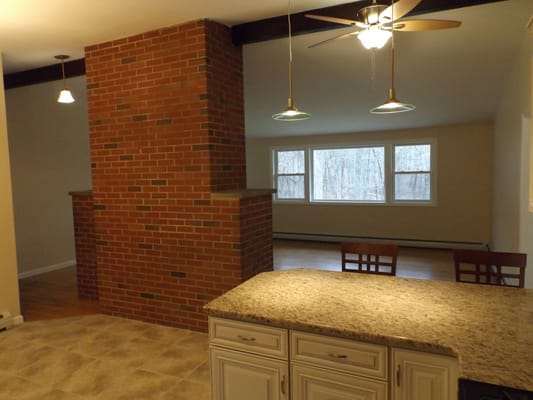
[84,19,271,331]
[70,192,98,300]
[240,195,273,281]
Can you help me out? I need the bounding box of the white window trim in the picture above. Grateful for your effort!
[271,147,308,202]
[390,139,437,206]
[271,138,437,206]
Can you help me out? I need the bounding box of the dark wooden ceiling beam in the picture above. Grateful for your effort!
[4,58,85,90]
[231,0,505,45]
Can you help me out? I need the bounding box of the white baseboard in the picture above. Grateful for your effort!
[273,232,488,250]
[18,259,75,279]
[13,315,24,326]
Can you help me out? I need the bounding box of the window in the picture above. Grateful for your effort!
[273,149,306,200]
[272,140,435,205]
[312,147,385,202]
[393,144,432,201]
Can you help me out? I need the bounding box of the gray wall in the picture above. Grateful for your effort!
[5,76,92,275]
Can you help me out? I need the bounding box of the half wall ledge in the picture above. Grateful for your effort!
[211,188,276,199]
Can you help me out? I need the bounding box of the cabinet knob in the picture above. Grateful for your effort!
[281,375,286,395]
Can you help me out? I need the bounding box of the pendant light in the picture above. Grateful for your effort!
[55,55,75,104]
[370,1,415,114]
[272,0,310,121]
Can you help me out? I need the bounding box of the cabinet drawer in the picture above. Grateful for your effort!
[291,363,388,400]
[209,317,288,359]
[291,331,388,380]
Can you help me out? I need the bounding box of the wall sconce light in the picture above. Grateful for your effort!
[55,55,75,104]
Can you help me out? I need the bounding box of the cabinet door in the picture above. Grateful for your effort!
[392,349,458,400]
[211,347,289,400]
[292,363,388,400]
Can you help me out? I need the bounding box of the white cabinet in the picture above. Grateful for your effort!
[392,349,459,400]
[211,347,289,400]
[208,317,459,400]
[209,317,289,400]
[290,330,388,400]
[292,363,388,400]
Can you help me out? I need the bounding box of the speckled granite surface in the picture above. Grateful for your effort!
[204,269,533,392]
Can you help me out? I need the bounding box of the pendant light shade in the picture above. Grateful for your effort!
[57,89,75,104]
[55,55,75,104]
[272,98,311,121]
[370,88,415,114]
[370,1,414,115]
[273,0,310,122]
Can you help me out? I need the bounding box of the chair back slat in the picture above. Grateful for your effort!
[341,242,398,276]
[453,249,527,288]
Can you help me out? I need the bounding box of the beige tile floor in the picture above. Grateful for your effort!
[0,314,210,400]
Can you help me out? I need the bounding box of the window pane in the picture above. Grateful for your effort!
[395,145,431,172]
[277,175,305,199]
[277,150,305,174]
[395,173,431,200]
[312,147,385,201]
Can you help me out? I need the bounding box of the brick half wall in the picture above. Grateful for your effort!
[84,20,272,331]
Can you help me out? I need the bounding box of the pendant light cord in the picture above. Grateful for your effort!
[61,59,66,85]
[390,0,395,93]
[287,0,293,105]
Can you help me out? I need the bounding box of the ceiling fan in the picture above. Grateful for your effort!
[305,0,461,50]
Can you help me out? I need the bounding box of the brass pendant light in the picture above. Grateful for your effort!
[272,0,311,121]
[55,55,75,104]
[370,0,415,114]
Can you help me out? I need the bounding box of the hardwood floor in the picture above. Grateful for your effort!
[273,239,455,281]
[18,240,453,322]
[19,266,99,322]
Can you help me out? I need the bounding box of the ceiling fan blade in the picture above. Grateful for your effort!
[308,31,358,48]
[392,19,462,31]
[305,14,359,26]
[379,0,422,23]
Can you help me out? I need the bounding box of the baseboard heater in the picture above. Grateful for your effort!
[0,311,13,331]
[273,232,489,250]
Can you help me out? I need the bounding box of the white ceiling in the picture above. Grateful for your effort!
[1,0,532,138]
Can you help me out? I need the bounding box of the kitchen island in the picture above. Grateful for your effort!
[204,269,533,395]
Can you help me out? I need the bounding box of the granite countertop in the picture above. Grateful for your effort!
[204,269,533,392]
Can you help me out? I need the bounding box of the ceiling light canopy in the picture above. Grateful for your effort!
[55,55,75,104]
[358,25,392,50]
[272,0,310,122]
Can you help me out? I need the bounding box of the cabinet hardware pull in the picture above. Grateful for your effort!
[326,352,348,359]
[396,365,401,387]
[281,375,286,395]
[237,335,256,342]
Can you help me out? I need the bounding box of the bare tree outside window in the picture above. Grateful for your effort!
[275,150,305,199]
[394,144,431,201]
[312,147,385,201]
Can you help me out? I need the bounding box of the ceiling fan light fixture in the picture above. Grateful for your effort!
[371,89,416,114]
[358,25,392,49]
[55,54,75,104]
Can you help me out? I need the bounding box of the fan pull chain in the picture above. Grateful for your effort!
[370,50,377,82]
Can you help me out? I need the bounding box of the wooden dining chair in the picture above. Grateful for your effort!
[453,249,527,288]
[341,242,398,276]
